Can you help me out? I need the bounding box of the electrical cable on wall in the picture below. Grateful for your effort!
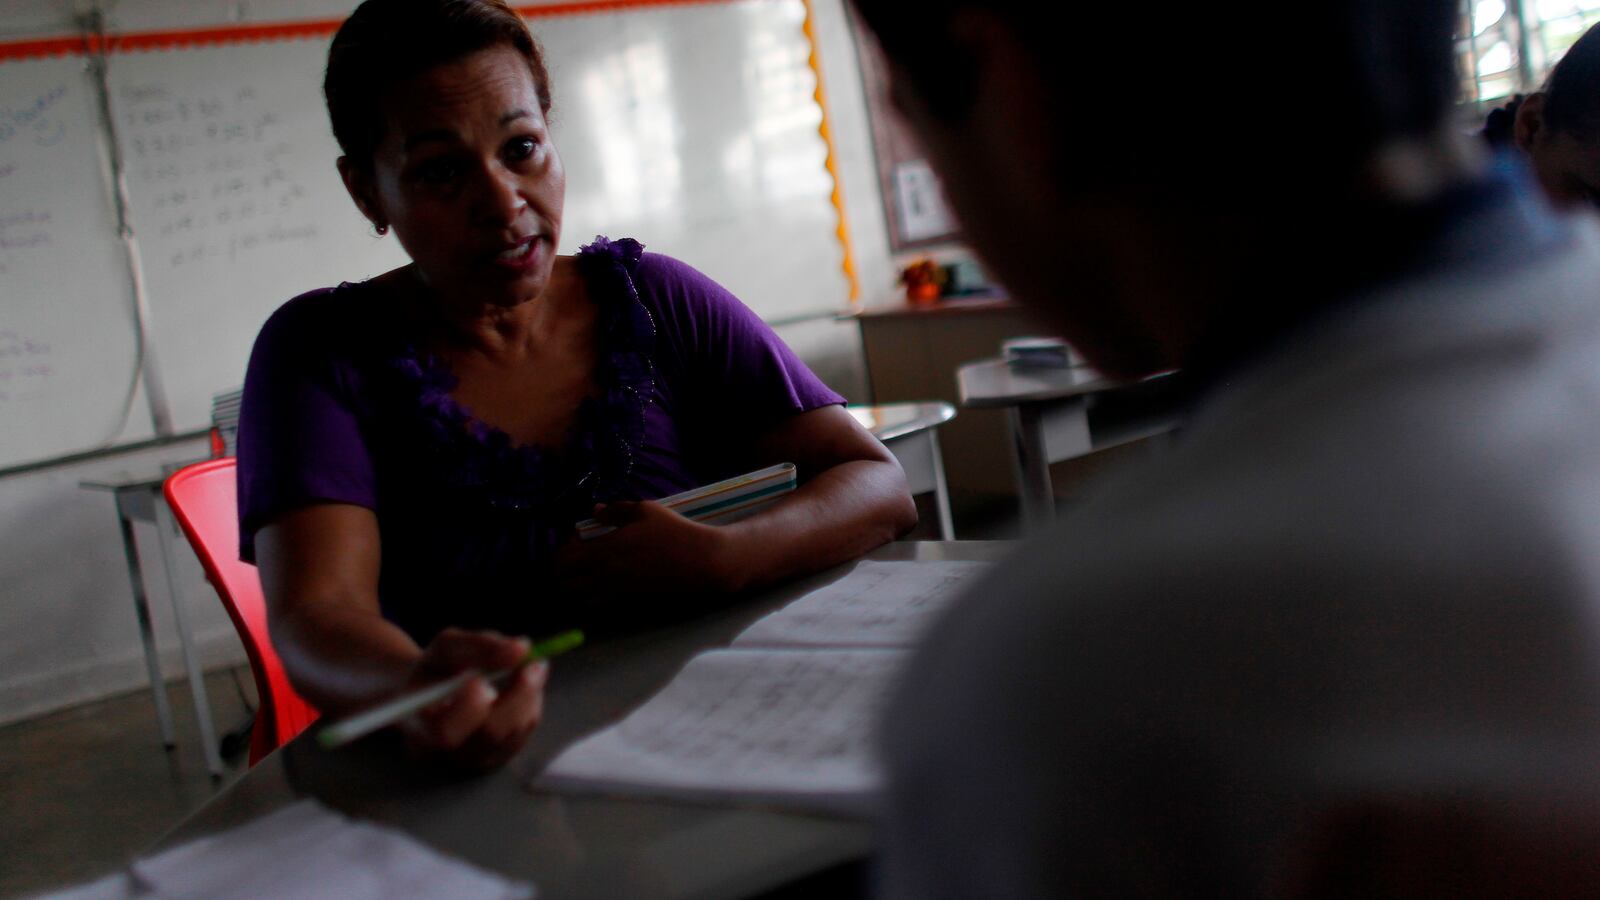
[81,6,176,442]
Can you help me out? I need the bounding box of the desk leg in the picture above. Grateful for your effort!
[153,502,226,779]
[1008,405,1055,530]
[117,514,177,750]
[927,430,956,540]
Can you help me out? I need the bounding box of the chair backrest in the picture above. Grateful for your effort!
[210,388,244,458]
[163,458,318,764]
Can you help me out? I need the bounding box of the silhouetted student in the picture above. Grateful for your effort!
[1485,22,1600,209]
[850,1,1600,895]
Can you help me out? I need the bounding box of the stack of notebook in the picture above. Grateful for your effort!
[576,462,797,540]
[1002,336,1078,369]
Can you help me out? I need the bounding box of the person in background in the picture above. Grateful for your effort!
[1484,21,1600,208]
[851,0,1600,894]
[239,0,914,771]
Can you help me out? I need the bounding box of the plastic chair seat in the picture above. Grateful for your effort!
[164,458,318,764]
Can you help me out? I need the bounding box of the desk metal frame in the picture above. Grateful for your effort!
[82,474,224,778]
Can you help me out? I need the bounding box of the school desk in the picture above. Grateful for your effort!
[147,540,1008,899]
[957,360,1180,529]
[81,466,225,779]
[848,401,957,538]
[850,296,1042,498]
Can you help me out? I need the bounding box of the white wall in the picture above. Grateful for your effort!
[0,0,896,724]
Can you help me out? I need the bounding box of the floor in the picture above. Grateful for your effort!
[1,667,257,899]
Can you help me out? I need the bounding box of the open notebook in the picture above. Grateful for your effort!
[42,800,533,900]
[536,561,990,816]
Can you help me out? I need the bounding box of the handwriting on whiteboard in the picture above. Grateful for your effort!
[0,85,68,148]
[0,328,55,404]
[118,83,319,271]
[0,209,52,276]
[0,85,70,278]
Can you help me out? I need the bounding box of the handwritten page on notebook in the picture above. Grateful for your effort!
[125,800,534,900]
[732,560,991,649]
[538,649,903,814]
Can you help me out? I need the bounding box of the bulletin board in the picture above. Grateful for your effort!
[843,3,959,251]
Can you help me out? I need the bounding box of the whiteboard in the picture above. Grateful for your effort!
[0,55,152,468]
[544,1,848,320]
[108,39,410,433]
[0,0,850,457]
[108,0,847,434]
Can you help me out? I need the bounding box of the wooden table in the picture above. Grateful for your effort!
[150,541,1011,899]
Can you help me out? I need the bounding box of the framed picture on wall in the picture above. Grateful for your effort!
[845,6,961,251]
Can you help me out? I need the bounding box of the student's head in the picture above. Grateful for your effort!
[325,0,564,308]
[849,2,1467,378]
[1510,24,1600,209]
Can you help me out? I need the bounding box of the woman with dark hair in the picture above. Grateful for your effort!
[1485,22,1600,208]
[237,0,915,769]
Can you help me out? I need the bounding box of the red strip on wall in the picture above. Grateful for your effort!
[0,0,743,62]
[0,34,101,62]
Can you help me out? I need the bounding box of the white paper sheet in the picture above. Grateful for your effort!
[732,560,991,649]
[539,649,904,814]
[123,800,533,900]
[29,873,133,900]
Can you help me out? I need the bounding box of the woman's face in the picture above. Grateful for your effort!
[351,44,564,308]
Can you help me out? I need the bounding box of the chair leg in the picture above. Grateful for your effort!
[117,512,177,749]
[155,501,226,779]
[928,430,955,540]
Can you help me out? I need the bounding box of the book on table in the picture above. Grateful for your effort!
[535,560,991,815]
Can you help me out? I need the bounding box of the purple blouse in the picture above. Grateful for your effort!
[237,236,843,642]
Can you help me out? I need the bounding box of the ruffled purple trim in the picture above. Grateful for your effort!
[385,235,657,515]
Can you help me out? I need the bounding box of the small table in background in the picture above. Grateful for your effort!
[848,402,957,539]
[957,360,1181,530]
[81,466,225,779]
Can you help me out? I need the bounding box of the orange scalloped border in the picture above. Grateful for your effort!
[800,0,859,304]
[0,0,733,62]
[0,34,100,61]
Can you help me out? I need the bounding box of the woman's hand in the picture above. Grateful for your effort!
[552,501,734,605]
[552,406,916,615]
[399,628,549,772]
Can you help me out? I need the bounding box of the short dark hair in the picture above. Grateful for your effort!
[324,0,553,168]
[850,2,1461,181]
[1540,23,1600,141]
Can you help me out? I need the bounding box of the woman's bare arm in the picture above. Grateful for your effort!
[255,505,546,769]
[555,405,917,600]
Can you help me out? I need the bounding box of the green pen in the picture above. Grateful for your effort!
[317,629,584,750]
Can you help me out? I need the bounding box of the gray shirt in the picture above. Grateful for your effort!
[880,217,1600,896]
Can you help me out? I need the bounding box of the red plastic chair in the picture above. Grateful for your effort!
[164,458,319,765]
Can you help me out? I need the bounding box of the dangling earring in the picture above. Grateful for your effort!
[375,223,389,236]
